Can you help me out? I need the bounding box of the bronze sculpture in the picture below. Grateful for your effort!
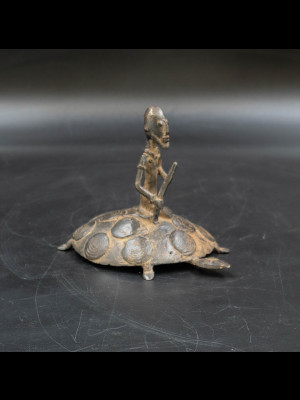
[58,106,230,280]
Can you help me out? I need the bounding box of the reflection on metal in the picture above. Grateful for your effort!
[58,106,230,280]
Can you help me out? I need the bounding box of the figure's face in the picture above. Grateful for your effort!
[151,117,170,149]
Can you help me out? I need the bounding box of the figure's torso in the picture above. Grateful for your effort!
[139,148,161,215]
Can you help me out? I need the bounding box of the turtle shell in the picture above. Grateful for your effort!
[71,206,217,267]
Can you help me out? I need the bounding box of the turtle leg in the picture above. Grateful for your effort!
[142,262,155,281]
[214,244,230,254]
[189,257,230,270]
[57,239,73,251]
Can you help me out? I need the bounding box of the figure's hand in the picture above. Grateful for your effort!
[150,195,164,209]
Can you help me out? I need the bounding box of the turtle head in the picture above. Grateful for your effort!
[144,106,170,149]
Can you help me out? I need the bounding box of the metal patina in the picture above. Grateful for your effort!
[58,106,230,280]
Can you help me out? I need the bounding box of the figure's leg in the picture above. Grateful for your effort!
[189,257,230,270]
[142,263,155,281]
[214,244,230,254]
[57,239,73,251]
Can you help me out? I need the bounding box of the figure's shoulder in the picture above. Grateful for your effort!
[145,148,161,160]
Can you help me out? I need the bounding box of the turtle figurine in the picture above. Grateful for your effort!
[58,106,230,280]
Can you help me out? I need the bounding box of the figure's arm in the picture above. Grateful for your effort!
[135,155,155,202]
[135,169,155,202]
[158,158,167,180]
[135,154,164,209]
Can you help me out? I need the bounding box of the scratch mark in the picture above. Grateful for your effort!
[79,175,97,199]
[72,344,96,352]
[88,325,127,337]
[287,227,300,233]
[220,223,239,236]
[242,318,252,344]
[72,310,83,343]
[239,234,257,241]
[214,305,229,314]
[125,346,147,351]
[214,289,238,315]
[144,335,149,352]
[277,248,285,302]
[178,315,195,332]
[194,328,200,353]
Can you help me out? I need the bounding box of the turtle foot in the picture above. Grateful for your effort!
[142,264,155,281]
[57,239,73,251]
[190,256,230,270]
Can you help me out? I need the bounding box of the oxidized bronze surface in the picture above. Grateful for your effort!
[58,106,230,280]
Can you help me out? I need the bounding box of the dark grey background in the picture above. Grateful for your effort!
[0,49,299,352]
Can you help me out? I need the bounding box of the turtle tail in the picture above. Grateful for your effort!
[214,244,230,254]
[57,238,73,251]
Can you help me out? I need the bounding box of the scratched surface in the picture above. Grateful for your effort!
[0,143,299,352]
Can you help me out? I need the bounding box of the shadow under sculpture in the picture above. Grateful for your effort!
[58,106,230,280]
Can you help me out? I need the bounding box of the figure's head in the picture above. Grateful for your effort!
[144,106,170,149]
